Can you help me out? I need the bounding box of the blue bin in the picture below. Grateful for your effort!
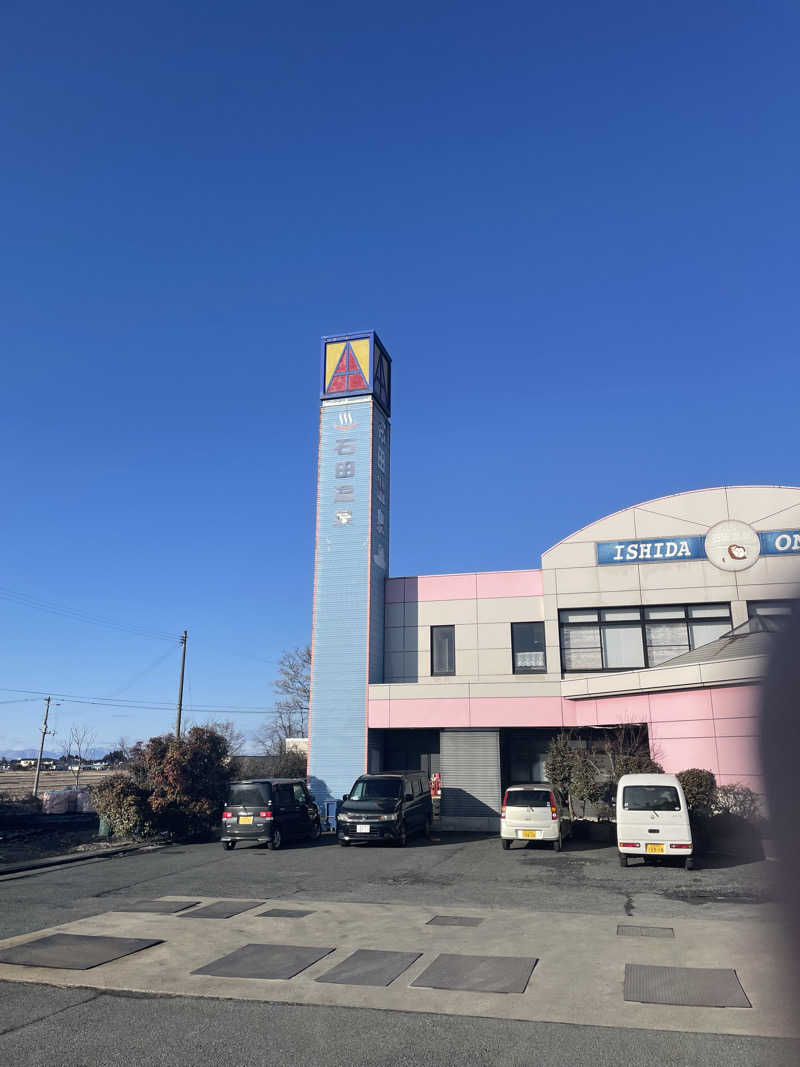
[324,800,341,831]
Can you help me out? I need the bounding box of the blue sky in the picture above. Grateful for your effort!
[1,2,797,754]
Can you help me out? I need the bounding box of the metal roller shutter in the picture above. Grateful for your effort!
[439,729,501,826]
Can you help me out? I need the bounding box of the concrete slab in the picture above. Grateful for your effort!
[0,896,795,1039]
[412,953,537,993]
[316,949,421,987]
[0,934,163,970]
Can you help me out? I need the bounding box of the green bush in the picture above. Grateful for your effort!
[91,726,233,841]
[713,783,762,822]
[91,775,153,838]
[139,727,233,839]
[677,768,717,813]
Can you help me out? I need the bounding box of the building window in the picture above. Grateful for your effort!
[747,600,794,631]
[511,622,547,673]
[431,625,455,676]
[559,603,732,672]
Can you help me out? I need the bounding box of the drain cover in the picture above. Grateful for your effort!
[193,943,334,980]
[412,953,537,993]
[0,934,163,970]
[316,949,421,987]
[617,925,674,938]
[624,964,751,1007]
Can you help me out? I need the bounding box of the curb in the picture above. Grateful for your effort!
[0,843,163,877]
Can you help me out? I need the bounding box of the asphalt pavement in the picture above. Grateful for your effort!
[0,831,796,1066]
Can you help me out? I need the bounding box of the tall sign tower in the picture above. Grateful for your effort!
[308,331,392,805]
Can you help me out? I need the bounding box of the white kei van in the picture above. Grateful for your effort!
[500,784,571,851]
[616,773,694,869]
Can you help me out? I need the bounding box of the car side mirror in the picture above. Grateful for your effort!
[342,794,349,801]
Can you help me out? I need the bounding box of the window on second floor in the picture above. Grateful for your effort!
[431,625,455,676]
[747,600,794,631]
[511,622,546,673]
[559,603,732,672]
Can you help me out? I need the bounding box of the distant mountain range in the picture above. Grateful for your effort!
[0,749,107,760]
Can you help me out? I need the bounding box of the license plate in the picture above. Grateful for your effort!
[646,843,664,854]
[238,815,253,825]
[356,824,370,833]
[521,830,539,839]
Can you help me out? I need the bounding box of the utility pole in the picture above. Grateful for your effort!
[33,696,56,798]
[175,630,188,738]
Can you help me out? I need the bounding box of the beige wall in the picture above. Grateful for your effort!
[383,486,800,697]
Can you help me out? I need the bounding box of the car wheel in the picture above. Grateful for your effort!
[685,856,695,871]
[396,822,407,847]
[552,837,561,853]
[339,838,350,847]
[223,841,236,851]
[267,828,282,851]
[309,819,322,841]
[619,853,628,867]
[501,839,511,851]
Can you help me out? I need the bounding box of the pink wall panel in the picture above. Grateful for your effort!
[385,579,405,604]
[475,570,544,599]
[713,716,760,738]
[413,573,477,602]
[657,736,720,775]
[560,699,584,727]
[470,696,563,728]
[710,686,759,719]
[649,689,713,722]
[714,735,761,778]
[649,719,716,740]
[389,697,469,729]
[593,694,651,725]
[573,701,599,726]
[717,773,764,792]
[368,700,390,728]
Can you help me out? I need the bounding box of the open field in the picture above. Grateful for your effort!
[0,770,118,800]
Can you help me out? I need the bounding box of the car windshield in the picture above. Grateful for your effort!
[228,783,269,807]
[505,789,551,807]
[622,785,681,812]
[349,779,402,800]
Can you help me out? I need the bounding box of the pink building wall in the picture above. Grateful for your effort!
[368,684,763,793]
[386,570,544,603]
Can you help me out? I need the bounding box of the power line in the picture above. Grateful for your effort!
[0,687,271,714]
[106,644,182,698]
[0,586,178,642]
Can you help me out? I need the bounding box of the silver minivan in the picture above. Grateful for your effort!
[500,784,571,851]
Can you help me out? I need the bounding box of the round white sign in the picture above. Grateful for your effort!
[704,520,761,572]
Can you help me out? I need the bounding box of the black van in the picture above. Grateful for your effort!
[337,772,433,846]
[221,778,321,851]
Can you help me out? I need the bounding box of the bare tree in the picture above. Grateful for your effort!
[600,722,663,784]
[199,719,246,758]
[253,646,310,775]
[62,724,98,787]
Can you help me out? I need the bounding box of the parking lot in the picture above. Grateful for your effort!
[0,831,796,1066]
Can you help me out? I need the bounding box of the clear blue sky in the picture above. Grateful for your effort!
[1,2,797,754]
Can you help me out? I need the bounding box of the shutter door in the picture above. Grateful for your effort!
[440,729,501,821]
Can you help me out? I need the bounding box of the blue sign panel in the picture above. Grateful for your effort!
[759,530,800,555]
[597,536,706,565]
